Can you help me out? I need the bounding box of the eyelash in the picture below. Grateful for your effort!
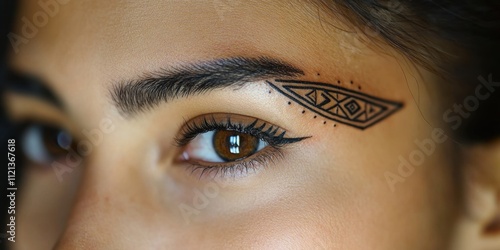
[184,148,283,180]
[174,114,307,179]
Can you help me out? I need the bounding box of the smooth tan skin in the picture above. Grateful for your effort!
[4,0,500,249]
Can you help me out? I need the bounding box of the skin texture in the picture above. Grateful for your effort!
[7,0,499,249]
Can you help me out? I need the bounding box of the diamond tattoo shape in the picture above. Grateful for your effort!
[344,100,361,115]
[267,79,403,130]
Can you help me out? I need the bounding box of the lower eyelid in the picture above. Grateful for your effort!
[5,93,77,135]
[179,145,285,180]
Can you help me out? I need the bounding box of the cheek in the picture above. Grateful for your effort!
[15,163,82,250]
[203,204,341,249]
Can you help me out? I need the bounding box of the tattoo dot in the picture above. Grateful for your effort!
[314,115,317,119]
[358,86,362,90]
[268,90,272,94]
[317,73,320,76]
[337,80,341,84]
[334,124,337,127]
[302,110,306,114]
[323,121,327,125]
[350,81,354,84]
[288,101,291,105]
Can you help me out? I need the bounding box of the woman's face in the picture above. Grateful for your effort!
[6,0,462,249]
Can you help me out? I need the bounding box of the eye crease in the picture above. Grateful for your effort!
[175,113,310,179]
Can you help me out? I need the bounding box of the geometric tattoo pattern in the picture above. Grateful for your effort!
[267,79,403,130]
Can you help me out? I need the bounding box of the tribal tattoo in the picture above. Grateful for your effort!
[267,79,403,130]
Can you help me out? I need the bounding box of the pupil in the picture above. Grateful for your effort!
[213,130,259,161]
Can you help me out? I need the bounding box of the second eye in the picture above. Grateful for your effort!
[182,130,268,163]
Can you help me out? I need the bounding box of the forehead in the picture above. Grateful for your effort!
[10,0,368,76]
[8,0,404,123]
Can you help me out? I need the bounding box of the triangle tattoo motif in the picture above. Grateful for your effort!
[267,79,403,130]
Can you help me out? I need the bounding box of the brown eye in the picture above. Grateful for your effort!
[20,124,76,164]
[213,130,259,161]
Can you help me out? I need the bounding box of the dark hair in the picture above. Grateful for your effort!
[314,0,500,142]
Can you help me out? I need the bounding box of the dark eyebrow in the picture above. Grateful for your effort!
[3,70,63,109]
[110,57,304,116]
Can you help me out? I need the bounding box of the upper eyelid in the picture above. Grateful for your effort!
[174,113,307,146]
[5,92,64,122]
[3,92,80,139]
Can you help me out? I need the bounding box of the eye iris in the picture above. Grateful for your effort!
[21,125,74,164]
[213,130,259,161]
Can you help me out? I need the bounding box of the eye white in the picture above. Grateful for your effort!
[183,130,268,163]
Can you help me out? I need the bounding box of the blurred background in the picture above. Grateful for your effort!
[1,1,20,249]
